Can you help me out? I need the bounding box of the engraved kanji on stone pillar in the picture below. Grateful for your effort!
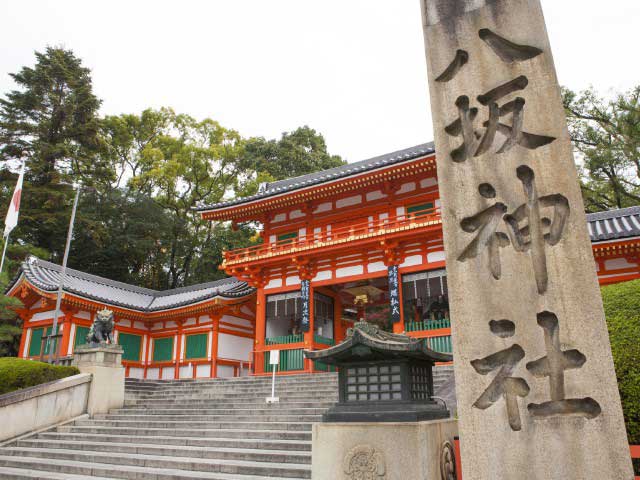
[421,0,634,478]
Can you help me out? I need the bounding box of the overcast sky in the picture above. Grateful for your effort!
[1,0,638,162]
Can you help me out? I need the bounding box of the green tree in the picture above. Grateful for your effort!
[0,271,23,357]
[0,47,108,265]
[0,46,104,184]
[242,126,344,185]
[563,86,640,212]
[601,279,640,444]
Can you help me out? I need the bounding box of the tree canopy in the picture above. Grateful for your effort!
[0,48,343,291]
[563,85,640,212]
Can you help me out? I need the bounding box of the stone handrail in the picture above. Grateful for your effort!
[0,373,92,442]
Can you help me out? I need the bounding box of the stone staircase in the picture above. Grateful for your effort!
[0,366,454,479]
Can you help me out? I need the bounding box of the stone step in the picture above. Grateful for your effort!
[124,389,338,398]
[37,432,312,452]
[0,456,307,480]
[123,400,335,408]
[99,411,322,423]
[124,380,338,391]
[74,419,313,431]
[93,414,323,423]
[0,466,116,480]
[59,425,311,441]
[17,439,312,465]
[108,407,328,416]
[125,374,337,384]
[1,447,311,479]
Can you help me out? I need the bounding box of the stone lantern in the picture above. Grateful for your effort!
[304,321,451,422]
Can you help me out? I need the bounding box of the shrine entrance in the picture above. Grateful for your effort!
[324,276,395,333]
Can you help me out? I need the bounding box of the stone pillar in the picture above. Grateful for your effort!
[420,1,633,478]
[72,344,125,416]
[313,419,457,480]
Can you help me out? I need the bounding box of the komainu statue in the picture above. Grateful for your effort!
[86,309,115,345]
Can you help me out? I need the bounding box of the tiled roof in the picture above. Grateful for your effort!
[8,257,255,312]
[197,142,436,212]
[586,206,640,243]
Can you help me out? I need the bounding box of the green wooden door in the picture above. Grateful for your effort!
[185,333,207,359]
[74,326,90,348]
[29,326,53,357]
[153,337,174,362]
[119,333,142,361]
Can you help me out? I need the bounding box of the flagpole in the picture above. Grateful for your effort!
[47,183,81,364]
[0,233,9,276]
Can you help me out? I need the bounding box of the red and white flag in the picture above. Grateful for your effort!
[4,160,25,238]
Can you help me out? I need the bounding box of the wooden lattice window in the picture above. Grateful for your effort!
[407,202,434,218]
[185,333,208,359]
[152,336,174,362]
[74,326,90,348]
[276,231,298,243]
[119,333,142,361]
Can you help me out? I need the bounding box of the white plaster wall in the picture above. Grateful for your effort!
[146,368,160,380]
[179,365,192,379]
[31,310,56,321]
[336,195,362,209]
[183,318,196,326]
[285,275,301,286]
[166,321,178,329]
[217,333,252,361]
[217,365,235,378]
[141,335,148,364]
[366,190,385,201]
[221,315,253,328]
[117,319,132,328]
[161,367,174,380]
[23,329,31,358]
[313,270,332,282]
[196,364,211,378]
[265,278,283,289]
[605,257,637,269]
[367,262,387,273]
[273,213,286,223]
[420,177,438,188]
[128,367,144,379]
[67,324,76,355]
[290,209,305,219]
[398,182,416,194]
[401,255,424,267]
[315,202,332,214]
[76,311,91,320]
[427,251,446,263]
[336,265,364,278]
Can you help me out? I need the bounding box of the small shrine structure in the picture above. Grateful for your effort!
[305,321,451,422]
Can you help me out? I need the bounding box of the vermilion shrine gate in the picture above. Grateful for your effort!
[8,143,640,378]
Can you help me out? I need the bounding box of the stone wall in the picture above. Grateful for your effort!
[0,373,91,443]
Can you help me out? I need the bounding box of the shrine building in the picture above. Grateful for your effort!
[8,142,640,378]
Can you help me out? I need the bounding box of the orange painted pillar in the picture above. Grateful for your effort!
[143,334,151,379]
[17,313,32,358]
[211,315,220,378]
[304,283,315,372]
[174,323,183,379]
[254,288,266,374]
[59,311,74,358]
